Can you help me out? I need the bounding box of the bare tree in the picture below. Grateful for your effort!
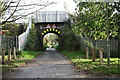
[0,0,55,24]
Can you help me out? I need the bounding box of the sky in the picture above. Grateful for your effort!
[11,0,76,23]
[20,0,76,13]
[42,0,76,13]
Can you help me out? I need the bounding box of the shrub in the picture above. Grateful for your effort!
[59,30,80,51]
[24,28,37,51]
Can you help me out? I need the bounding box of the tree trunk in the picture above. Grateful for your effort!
[13,47,16,59]
[8,48,12,61]
[92,48,96,62]
[86,47,89,59]
[99,48,103,64]
[2,49,5,64]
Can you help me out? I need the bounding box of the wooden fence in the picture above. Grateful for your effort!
[79,37,118,57]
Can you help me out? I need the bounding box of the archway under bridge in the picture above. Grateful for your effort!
[41,24,61,37]
[35,23,65,51]
[42,24,61,49]
[33,11,68,51]
[43,33,59,50]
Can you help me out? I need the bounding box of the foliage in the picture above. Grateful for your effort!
[84,40,94,48]
[71,2,119,40]
[61,51,119,76]
[25,28,37,51]
[61,51,86,59]
[2,23,19,36]
[19,51,43,59]
[59,29,80,51]
[43,33,59,48]
[2,23,27,36]
[18,23,27,35]
[72,58,119,75]
[52,43,59,49]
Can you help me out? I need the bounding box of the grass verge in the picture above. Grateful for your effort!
[61,51,119,76]
[2,51,43,74]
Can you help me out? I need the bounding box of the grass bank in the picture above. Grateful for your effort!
[61,51,119,76]
[2,51,43,74]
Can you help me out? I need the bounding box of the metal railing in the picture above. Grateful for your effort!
[34,11,67,23]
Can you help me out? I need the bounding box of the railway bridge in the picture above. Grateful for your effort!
[33,11,69,50]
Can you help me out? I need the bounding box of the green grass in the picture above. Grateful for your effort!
[0,56,9,61]
[61,51,119,76]
[2,51,43,74]
[19,51,43,59]
[61,51,86,59]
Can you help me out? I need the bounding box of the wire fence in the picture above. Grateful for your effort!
[79,37,118,57]
[1,18,32,64]
[1,36,18,50]
[1,18,32,51]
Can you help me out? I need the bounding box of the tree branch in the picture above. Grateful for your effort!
[2,0,21,24]
[3,2,54,23]
[10,3,46,7]
[0,0,14,14]
[16,7,35,11]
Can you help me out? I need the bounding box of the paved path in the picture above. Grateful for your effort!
[3,50,89,78]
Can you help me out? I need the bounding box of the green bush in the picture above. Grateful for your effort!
[59,30,80,51]
[19,51,43,59]
[84,40,94,48]
[24,28,37,51]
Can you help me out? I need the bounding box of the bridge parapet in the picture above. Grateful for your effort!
[33,11,67,23]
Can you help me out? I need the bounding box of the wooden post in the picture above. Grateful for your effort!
[99,48,103,64]
[2,49,5,64]
[8,48,12,61]
[13,47,16,59]
[86,47,89,59]
[92,48,96,62]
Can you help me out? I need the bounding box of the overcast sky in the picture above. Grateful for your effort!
[43,0,76,13]
[12,0,76,23]
[20,0,76,13]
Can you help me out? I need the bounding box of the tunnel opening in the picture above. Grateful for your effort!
[43,33,59,51]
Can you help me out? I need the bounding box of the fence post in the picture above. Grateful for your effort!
[13,47,16,59]
[86,47,89,59]
[16,35,18,49]
[2,49,5,64]
[92,48,96,62]
[99,48,103,64]
[8,48,12,61]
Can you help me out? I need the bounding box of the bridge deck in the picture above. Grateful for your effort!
[33,11,67,23]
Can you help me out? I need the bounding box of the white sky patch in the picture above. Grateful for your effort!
[42,0,76,13]
[19,0,76,13]
[6,0,76,23]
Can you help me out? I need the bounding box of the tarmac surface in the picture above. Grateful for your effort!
[2,49,117,80]
[3,50,88,78]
